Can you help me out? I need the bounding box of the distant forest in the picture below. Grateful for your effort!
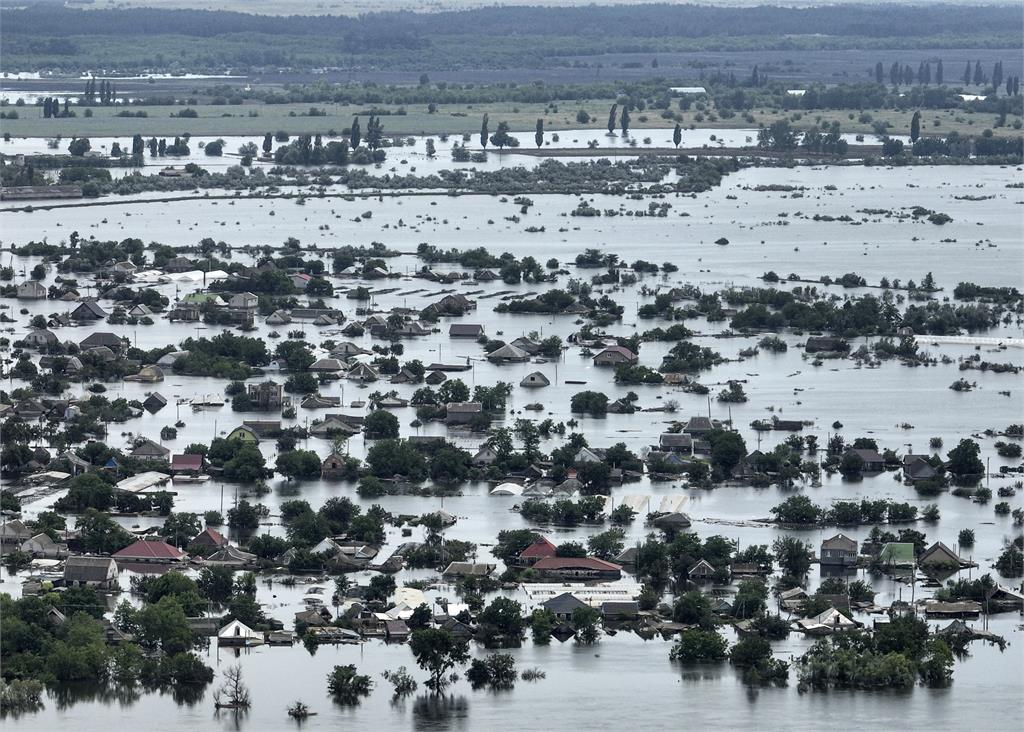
[5,3,1022,40]
[2,3,1021,72]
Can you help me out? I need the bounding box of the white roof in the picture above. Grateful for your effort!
[799,607,857,630]
[490,482,524,496]
[657,495,688,514]
[115,471,171,493]
[619,495,650,514]
[670,86,706,94]
[392,586,426,608]
[521,582,643,606]
[218,619,261,639]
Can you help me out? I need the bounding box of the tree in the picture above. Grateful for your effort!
[197,566,234,603]
[477,597,525,645]
[535,118,544,148]
[480,113,489,148]
[275,340,314,372]
[222,446,267,483]
[995,544,1023,577]
[275,450,322,481]
[68,137,91,156]
[588,528,625,560]
[530,608,554,645]
[936,59,944,85]
[673,123,682,148]
[881,137,904,157]
[364,410,399,439]
[76,508,133,553]
[409,628,469,690]
[134,596,194,654]
[910,111,921,143]
[349,117,361,149]
[620,105,630,137]
[227,500,261,532]
[607,103,618,134]
[262,133,272,155]
[757,120,797,151]
[946,439,984,481]
[670,629,728,662]
[327,664,372,705]
[162,512,201,548]
[489,121,517,150]
[875,62,884,85]
[555,541,587,558]
[467,653,517,689]
[707,429,746,477]
[572,606,601,645]
[839,451,864,479]
[673,591,714,628]
[773,536,812,577]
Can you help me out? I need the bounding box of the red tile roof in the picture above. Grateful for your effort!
[532,556,622,571]
[519,536,557,559]
[192,528,227,548]
[171,453,203,471]
[113,540,187,560]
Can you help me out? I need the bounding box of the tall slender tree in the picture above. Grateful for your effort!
[673,123,682,149]
[936,60,944,85]
[350,117,361,149]
[910,111,921,143]
[262,133,272,155]
[875,62,884,84]
[963,62,972,85]
[607,103,618,135]
[480,113,489,148]
[620,105,630,137]
[534,119,544,149]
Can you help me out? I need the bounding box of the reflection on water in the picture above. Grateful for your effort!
[412,693,470,730]
[214,706,248,732]
[48,681,141,710]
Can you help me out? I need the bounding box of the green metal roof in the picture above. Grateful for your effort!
[878,542,915,566]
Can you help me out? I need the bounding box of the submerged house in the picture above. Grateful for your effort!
[918,541,963,569]
[820,534,858,566]
[593,346,638,366]
[113,539,188,564]
[520,371,551,388]
[218,619,263,646]
[446,402,483,426]
[541,592,589,621]
[321,451,350,479]
[63,556,118,589]
[531,557,622,581]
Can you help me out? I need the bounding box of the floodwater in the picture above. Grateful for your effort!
[0,149,1022,730]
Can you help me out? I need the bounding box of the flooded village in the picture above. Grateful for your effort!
[0,2,1023,731]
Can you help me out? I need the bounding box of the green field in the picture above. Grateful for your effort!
[3,99,1020,141]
